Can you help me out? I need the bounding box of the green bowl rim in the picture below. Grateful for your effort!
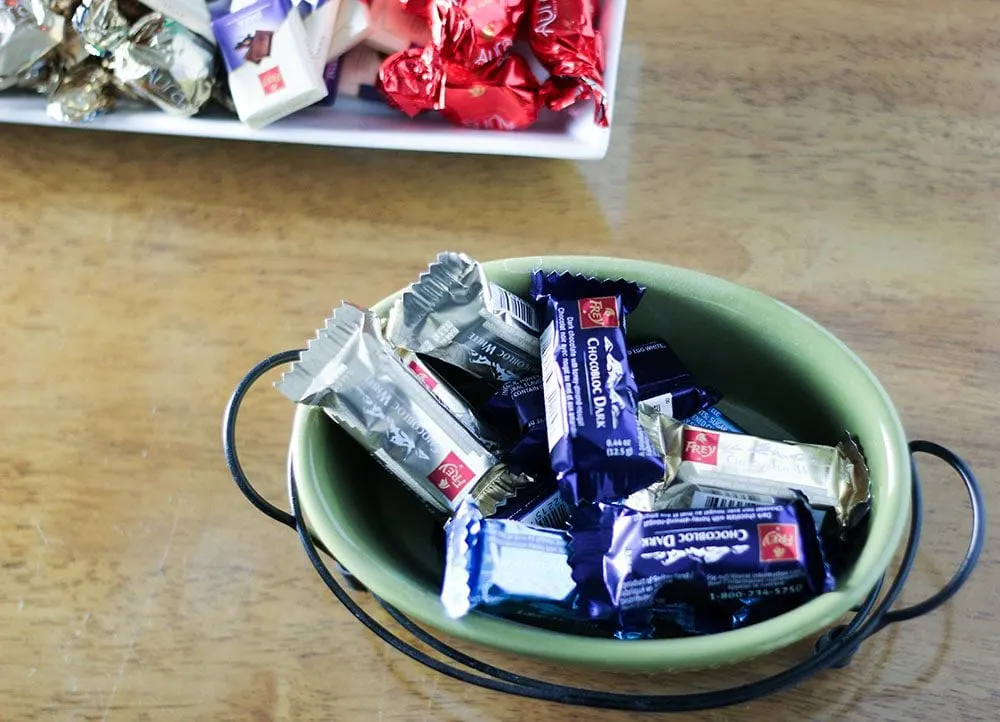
[291,256,911,671]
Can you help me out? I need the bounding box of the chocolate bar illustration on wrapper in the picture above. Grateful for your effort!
[244,30,274,63]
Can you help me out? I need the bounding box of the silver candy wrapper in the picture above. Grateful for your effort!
[71,0,128,57]
[108,15,213,116]
[45,60,115,121]
[386,252,541,383]
[0,0,65,88]
[628,409,870,526]
[395,347,505,452]
[277,302,532,515]
[10,50,55,93]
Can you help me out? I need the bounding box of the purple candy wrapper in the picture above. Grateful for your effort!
[628,341,722,420]
[529,271,665,504]
[490,338,725,474]
[570,501,835,638]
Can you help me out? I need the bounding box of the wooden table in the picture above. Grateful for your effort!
[2,0,998,719]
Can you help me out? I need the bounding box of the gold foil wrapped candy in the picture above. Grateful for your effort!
[108,14,213,116]
[45,59,115,122]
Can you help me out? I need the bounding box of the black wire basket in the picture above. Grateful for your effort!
[223,349,986,712]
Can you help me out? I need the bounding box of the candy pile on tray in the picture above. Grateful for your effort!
[276,253,872,639]
[0,0,607,129]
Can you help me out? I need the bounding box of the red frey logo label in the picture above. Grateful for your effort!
[578,297,619,329]
[427,452,476,500]
[259,67,285,96]
[682,429,719,465]
[407,360,438,390]
[758,523,800,562]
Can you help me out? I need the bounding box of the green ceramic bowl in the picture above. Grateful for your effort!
[291,256,911,671]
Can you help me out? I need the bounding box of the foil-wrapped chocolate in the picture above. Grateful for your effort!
[378,46,540,130]
[441,497,577,620]
[277,302,532,515]
[1,0,65,89]
[108,14,214,116]
[45,59,115,122]
[394,347,505,452]
[72,0,129,57]
[527,0,607,125]
[489,339,723,476]
[10,49,55,93]
[569,501,835,637]
[58,23,90,67]
[386,252,541,384]
[531,271,664,505]
[637,410,870,527]
[404,0,526,68]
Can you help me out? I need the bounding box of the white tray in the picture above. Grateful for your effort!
[0,1,626,159]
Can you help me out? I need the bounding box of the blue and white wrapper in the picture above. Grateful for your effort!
[441,498,576,620]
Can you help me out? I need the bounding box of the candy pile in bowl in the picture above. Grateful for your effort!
[0,0,607,129]
[276,253,872,640]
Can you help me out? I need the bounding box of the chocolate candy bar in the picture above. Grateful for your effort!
[491,475,572,529]
[641,412,870,527]
[490,338,724,475]
[623,478,832,532]
[487,374,548,474]
[394,347,504,452]
[569,501,835,637]
[386,252,541,384]
[629,340,722,420]
[441,498,576,619]
[212,0,328,128]
[530,272,664,504]
[276,302,530,515]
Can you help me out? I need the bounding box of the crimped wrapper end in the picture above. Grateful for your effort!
[837,433,872,528]
[274,302,366,403]
[440,498,483,619]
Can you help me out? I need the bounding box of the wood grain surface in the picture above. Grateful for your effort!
[2,0,998,719]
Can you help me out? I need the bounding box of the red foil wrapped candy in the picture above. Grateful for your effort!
[438,53,538,129]
[403,0,526,67]
[379,45,539,129]
[528,0,607,125]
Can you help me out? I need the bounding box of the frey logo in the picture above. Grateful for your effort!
[578,297,619,329]
[407,359,438,390]
[427,452,476,501]
[259,67,286,96]
[682,429,719,465]
[758,523,800,563]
